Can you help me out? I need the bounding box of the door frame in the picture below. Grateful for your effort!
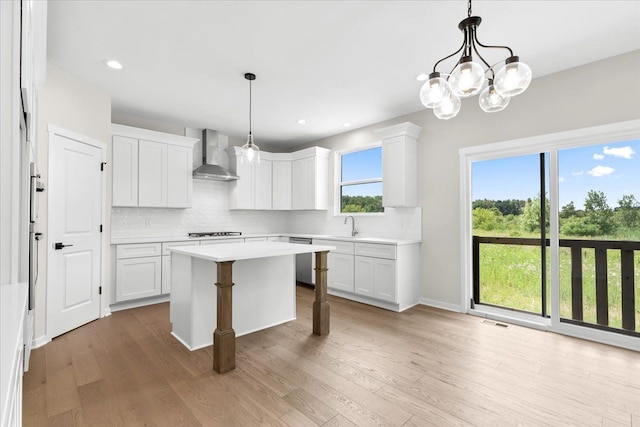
[459,119,640,351]
[46,124,107,341]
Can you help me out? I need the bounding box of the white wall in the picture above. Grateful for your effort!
[300,50,640,310]
[35,62,112,341]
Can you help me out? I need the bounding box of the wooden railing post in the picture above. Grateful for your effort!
[570,247,583,322]
[594,247,608,326]
[621,249,636,331]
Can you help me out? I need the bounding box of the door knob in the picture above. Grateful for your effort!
[54,242,73,250]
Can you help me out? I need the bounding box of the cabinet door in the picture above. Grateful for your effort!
[167,144,193,208]
[112,135,139,206]
[354,255,374,297]
[138,140,168,207]
[231,157,254,209]
[329,253,354,292]
[382,136,417,207]
[374,258,396,302]
[116,256,162,301]
[272,160,292,210]
[254,160,273,209]
[292,157,314,209]
[161,255,171,294]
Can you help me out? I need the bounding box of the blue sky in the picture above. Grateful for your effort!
[341,147,382,197]
[472,140,640,209]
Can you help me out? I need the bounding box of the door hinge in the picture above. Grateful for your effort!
[100,162,107,171]
[99,224,103,233]
[99,286,102,295]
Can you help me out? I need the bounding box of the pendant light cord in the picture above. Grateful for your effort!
[249,78,252,137]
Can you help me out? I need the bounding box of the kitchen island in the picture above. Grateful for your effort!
[167,241,334,373]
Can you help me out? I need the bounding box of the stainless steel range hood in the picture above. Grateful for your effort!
[193,129,239,181]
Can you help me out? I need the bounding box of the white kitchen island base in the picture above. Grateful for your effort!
[170,253,296,351]
[168,241,334,373]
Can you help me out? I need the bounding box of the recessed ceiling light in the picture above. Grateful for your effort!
[415,73,428,81]
[297,119,306,125]
[343,123,351,128]
[105,59,123,70]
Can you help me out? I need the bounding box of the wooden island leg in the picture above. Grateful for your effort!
[213,260,235,373]
[313,251,330,335]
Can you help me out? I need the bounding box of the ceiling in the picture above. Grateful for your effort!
[47,1,640,148]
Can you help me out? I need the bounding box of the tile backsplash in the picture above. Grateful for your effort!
[111,180,422,240]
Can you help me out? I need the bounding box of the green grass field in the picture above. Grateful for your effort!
[476,230,640,331]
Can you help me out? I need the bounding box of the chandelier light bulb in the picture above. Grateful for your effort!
[494,56,532,97]
[433,93,461,120]
[479,83,510,113]
[419,72,452,108]
[449,57,484,98]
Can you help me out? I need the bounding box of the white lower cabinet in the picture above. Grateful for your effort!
[354,255,396,302]
[329,252,355,293]
[116,256,162,301]
[161,256,171,294]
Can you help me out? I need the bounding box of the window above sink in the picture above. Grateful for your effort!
[336,143,384,215]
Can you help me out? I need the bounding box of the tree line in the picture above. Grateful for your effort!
[473,191,640,237]
[341,195,383,213]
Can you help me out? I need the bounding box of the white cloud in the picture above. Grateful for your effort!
[572,171,584,176]
[587,165,615,177]
[603,146,635,159]
[593,153,605,160]
[559,176,565,183]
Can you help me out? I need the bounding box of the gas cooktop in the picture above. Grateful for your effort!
[188,231,243,238]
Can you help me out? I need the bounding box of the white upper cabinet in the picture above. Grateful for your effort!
[227,147,272,210]
[227,147,328,211]
[138,140,168,207]
[272,160,292,210]
[291,147,329,210]
[111,124,197,208]
[112,135,139,207]
[375,122,422,208]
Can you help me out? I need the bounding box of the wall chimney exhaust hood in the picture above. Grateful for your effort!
[193,129,239,181]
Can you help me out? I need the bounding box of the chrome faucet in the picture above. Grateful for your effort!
[344,215,358,237]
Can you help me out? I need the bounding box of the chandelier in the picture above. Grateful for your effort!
[241,72,260,163]
[420,0,532,119]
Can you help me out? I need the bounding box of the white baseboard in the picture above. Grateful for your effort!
[110,295,170,312]
[102,307,112,317]
[32,334,50,349]
[419,298,463,313]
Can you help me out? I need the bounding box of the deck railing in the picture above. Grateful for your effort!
[473,236,639,334]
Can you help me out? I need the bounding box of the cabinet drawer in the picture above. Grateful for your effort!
[314,239,354,254]
[245,237,267,242]
[116,242,162,259]
[162,240,199,255]
[355,242,396,259]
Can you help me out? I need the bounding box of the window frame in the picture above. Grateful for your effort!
[334,141,385,216]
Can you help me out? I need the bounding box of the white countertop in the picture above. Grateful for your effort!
[168,241,336,262]
[1,282,27,422]
[111,233,420,246]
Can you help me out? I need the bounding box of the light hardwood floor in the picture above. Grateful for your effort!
[23,286,639,426]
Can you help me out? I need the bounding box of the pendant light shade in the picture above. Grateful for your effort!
[419,0,531,119]
[433,93,462,120]
[478,81,510,113]
[419,72,452,108]
[448,57,485,98]
[241,72,260,164]
[493,56,532,97]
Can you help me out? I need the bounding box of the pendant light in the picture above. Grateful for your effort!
[241,72,260,164]
[419,0,531,119]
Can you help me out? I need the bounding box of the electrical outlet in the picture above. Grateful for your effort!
[145,219,152,228]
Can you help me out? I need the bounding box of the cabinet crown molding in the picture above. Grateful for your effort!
[374,122,422,140]
[112,124,198,148]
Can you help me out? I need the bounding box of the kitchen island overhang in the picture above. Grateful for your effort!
[167,241,335,373]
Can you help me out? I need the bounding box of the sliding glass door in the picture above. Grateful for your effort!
[471,153,549,316]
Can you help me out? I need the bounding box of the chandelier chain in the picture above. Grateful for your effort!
[467,0,472,18]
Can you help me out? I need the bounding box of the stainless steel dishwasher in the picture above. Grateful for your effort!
[289,237,314,287]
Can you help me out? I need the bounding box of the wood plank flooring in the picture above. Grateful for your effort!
[23,286,640,426]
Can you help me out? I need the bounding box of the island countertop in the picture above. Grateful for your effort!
[167,241,335,262]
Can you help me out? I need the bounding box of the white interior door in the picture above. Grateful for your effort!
[48,131,103,339]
